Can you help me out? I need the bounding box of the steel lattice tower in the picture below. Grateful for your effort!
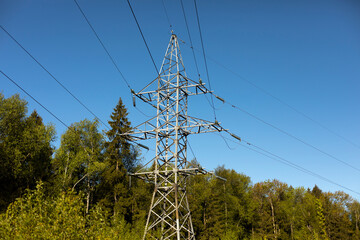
[123,34,226,239]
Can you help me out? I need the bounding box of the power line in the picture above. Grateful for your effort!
[183,41,360,151]
[176,32,360,185]
[161,0,172,30]
[126,0,159,74]
[134,105,152,118]
[2,70,110,158]
[73,0,131,90]
[1,70,150,152]
[180,0,200,78]
[73,0,153,119]
[188,141,197,161]
[0,25,109,130]
[221,97,360,173]
[193,0,216,121]
[73,0,163,152]
[126,0,214,119]
[74,0,359,176]
[177,0,218,115]
[215,132,236,151]
[1,70,71,129]
[207,90,360,173]
[5,66,356,196]
[221,134,360,196]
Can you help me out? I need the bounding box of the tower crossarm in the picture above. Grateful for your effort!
[130,166,211,185]
[120,115,227,141]
[133,75,212,109]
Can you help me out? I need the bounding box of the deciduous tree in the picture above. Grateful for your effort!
[0,93,55,211]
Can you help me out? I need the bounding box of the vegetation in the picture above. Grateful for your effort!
[0,92,359,239]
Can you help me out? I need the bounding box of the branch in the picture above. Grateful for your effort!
[72,173,88,191]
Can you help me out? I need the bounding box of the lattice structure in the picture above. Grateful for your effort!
[123,34,226,239]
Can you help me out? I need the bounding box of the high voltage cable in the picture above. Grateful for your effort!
[124,0,210,171]
[207,90,360,173]
[1,70,150,152]
[218,132,236,151]
[74,0,162,151]
[70,0,358,197]
[226,98,360,173]
[73,0,131,90]
[188,141,198,161]
[221,134,360,196]
[193,0,217,121]
[1,70,107,155]
[126,0,212,117]
[1,70,98,157]
[176,35,360,182]
[126,0,159,74]
[72,0,359,176]
[183,42,360,151]
[161,0,172,30]
[73,0,155,120]
[180,0,200,78]
[2,70,121,156]
[0,25,109,130]
[207,55,360,151]
[71,1,359,196]
[178,0,215,122]
[1,70,70,129]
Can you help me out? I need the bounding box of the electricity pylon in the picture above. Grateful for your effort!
[123,33,227,239]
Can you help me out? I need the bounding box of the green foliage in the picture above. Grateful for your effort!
[0,182,86,239]
[0,182,143,240]
[315,198,328,239]
[1,93,360,239]
[97,98,140,220]
[0,93,55,211]
[188,164,253,239]
[52,119,106,213]
[322,191,353,239]
[105,97,138,172]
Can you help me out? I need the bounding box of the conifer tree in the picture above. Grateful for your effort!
[99,98,138,218]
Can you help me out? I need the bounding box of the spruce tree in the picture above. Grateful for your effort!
[99,98,137,219]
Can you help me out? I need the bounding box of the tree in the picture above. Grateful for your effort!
[97,98,138,219]
[0,182,143,240]
[215,166,253,239]
[322,191,353,239]
[52,119,105,213]
[349,200,360,239]
[252,179,291,239]
[0,93,55,211]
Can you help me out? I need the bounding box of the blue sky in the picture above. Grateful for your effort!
[1,0,360,198]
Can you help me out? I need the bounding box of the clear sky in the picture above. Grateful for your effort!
[1,0,359,198]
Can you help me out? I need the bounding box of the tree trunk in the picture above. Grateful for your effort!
[203,203,206,231]
[356,210,359,232]
[86,178,90,214]
[63,152,69,189]
[114,159,119,216]
[269,198,277,239]
[224,184,227,233]
[114,191,117,216]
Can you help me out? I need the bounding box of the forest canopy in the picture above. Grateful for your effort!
[0,93,359,239]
